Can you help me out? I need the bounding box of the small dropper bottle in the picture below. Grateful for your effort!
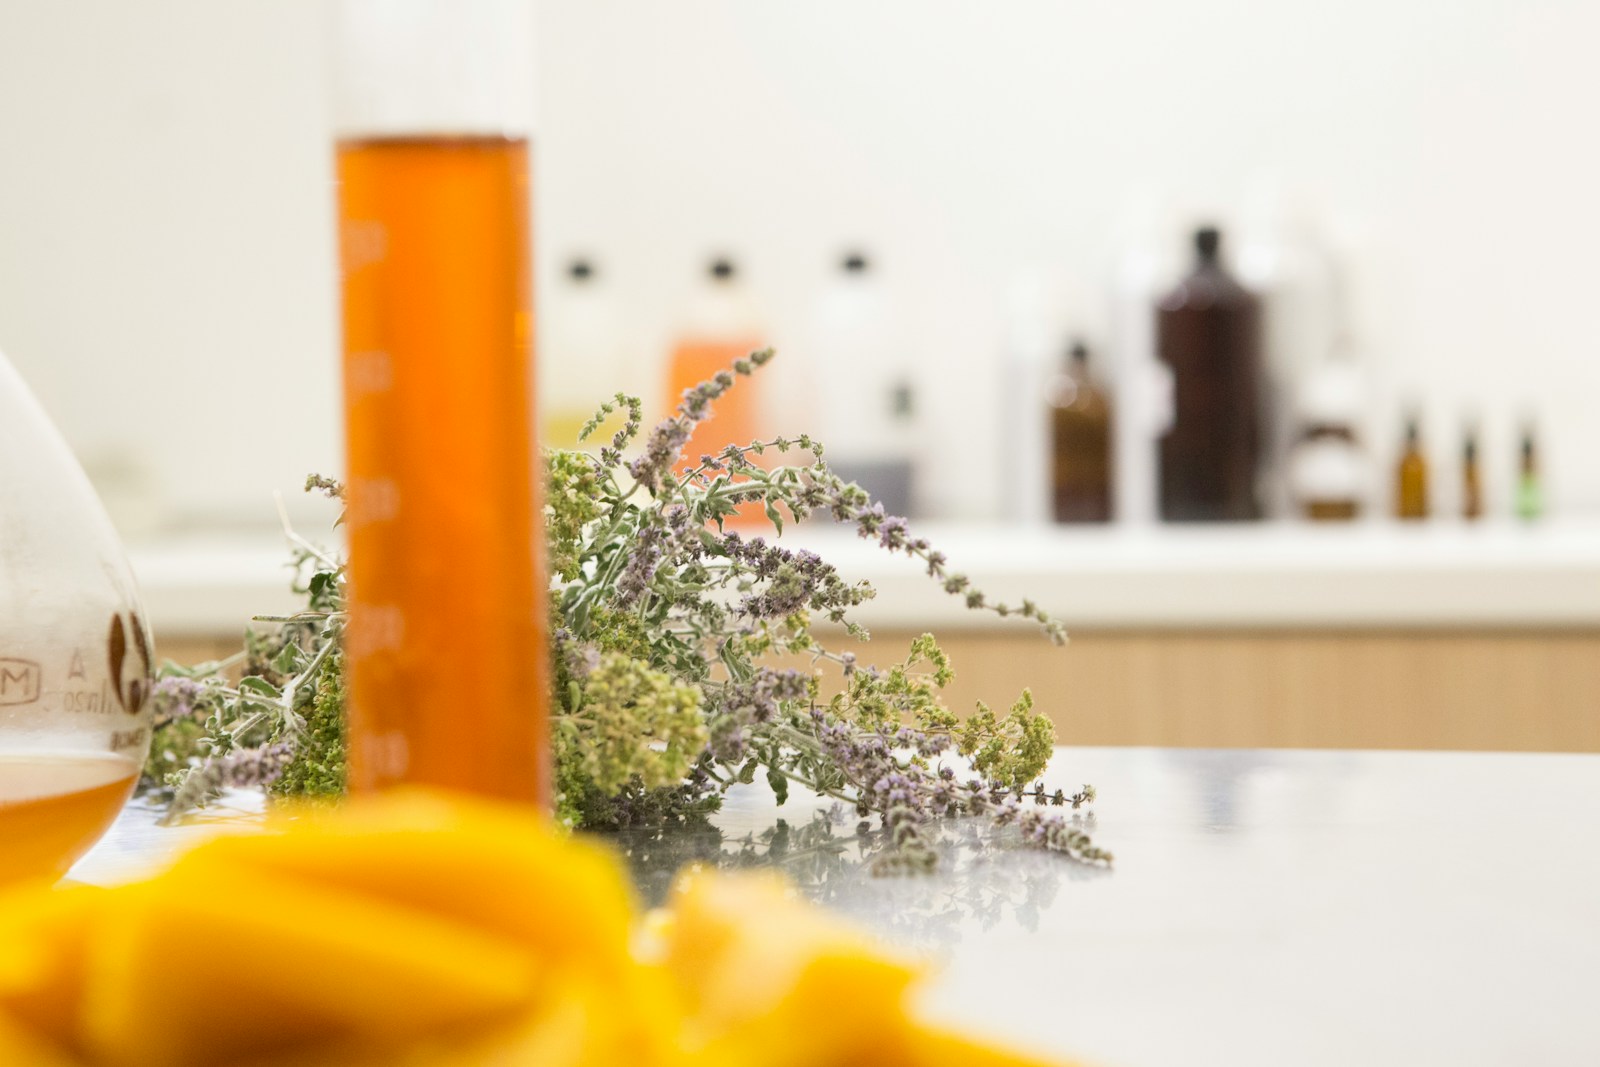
[1516,426,1543,520]
[1395,415,1429,520]
[1461,426,1483,521]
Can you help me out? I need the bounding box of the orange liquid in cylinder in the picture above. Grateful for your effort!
[0,754,138,886]
[337,136,549,805]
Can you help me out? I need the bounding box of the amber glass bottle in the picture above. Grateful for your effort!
[1049,341,1112,522]
[1156,227,1263,521]
[1395,417,1429,520]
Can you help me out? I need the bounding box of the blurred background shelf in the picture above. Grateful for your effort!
[788,518,1600,631]
[135,518,1600,756]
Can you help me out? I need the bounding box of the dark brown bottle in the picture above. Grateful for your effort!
[1049,340,1112,522]
[1461,428,1483,521]
[1156,227,1264,521]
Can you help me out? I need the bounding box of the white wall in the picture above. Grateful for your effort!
[2,0,1597,532]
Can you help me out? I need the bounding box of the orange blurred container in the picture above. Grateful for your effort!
[333,2,548,805]
[665,258,768,524]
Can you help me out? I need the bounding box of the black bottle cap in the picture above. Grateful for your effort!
[568,258,594,281]
[1195,226,1222,262]
[709,257,736,281]
[890,380,914,419]
[1068,339,1090,366]
[1463,432,1478,463]
[1404,416,1420,445]
[842,251,869,273]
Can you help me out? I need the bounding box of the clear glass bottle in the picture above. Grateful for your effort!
[0,350,153,885]
[1049,341,1113,523]
[1156,227,1265,521]
[333,0,550,805]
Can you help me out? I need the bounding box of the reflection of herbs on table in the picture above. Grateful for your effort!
[617,808,1105,949]
[142,353,1110,873]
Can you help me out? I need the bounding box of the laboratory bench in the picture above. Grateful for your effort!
[75,745,1600,1066]
[130,518,1600,754]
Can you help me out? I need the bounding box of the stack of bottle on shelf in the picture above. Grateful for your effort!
[1044,224,1547,526]
[1389,415,1542,522]
[542,249,926,522]
[541,232,1547,528]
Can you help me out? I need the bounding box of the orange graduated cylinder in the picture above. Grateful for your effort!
[0,755,138,886]
[337,136,550,807]
[666,339,767,524]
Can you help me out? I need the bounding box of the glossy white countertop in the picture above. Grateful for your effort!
[76,746,1600,1066]
[128,517,1600,636]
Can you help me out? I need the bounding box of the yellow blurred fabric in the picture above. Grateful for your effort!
[0,790,1079,1067]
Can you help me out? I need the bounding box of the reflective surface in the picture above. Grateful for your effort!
[75,747,1600,1065]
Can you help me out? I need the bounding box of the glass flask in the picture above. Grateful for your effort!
[0,350,153,886]
[332,0,551,805]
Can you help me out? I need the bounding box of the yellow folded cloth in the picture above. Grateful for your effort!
[0,791,1079,1067]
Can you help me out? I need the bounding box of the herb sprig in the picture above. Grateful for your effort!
[144,353,1110,871]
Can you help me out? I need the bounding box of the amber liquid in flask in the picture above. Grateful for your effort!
[0,349,154,886]
[337,136,549,804]
[0,754,139,885]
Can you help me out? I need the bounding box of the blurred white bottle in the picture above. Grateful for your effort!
[1108,192,1180,526]
[1286,341,1371,521]
[542,257,630,450]
[999,268,1067,525]
[1236,178,1341,518]
[810,252,919,516]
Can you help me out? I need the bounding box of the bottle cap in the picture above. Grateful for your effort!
[568,258,594,281]
[1297,361,1363,426]
[890,380,914,419]
[842,251,869,273]
[1195,226,1222,262]
[709,257,736,281]
[1067,340,1090,371]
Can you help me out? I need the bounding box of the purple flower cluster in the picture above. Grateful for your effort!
[222,742,294,789]
[626,349,773,493]
[720,532,871,623]
[615,523,667,609]
[802,706,1111,873]
[151,675,208,722]
[553,627,600,680]
[705,667,813,762]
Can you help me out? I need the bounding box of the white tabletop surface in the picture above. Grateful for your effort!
[74,746,1600,1067]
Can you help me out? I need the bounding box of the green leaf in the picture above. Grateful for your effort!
[237,676,280,699]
